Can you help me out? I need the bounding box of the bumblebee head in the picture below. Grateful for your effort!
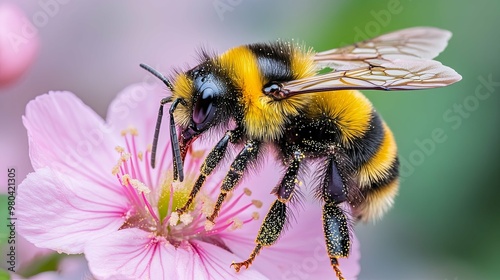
[180,63,226,137]
[140,61,239,181]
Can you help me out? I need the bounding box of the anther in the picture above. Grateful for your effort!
[169,212,180,226]
[111,165,120,176]
[204,220,215,231]
[121,174,131,186]
[121,153,131,162]
[252,200,263,208]
[129,127,138,136]
[230,218,243,230]
[129,178,150,194]
[243,188,252,196]
[180,213,193,225]
[251,212,259,220]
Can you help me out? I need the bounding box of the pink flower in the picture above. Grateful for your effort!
[0,3,39,87]
[17,83,360,279]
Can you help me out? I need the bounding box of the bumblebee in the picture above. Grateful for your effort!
[141,27,461,279]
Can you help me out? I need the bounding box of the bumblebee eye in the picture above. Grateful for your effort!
[263,82,288,100]
[263,82,281,94]
[193,86,216,126]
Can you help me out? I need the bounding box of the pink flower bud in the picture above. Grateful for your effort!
[0,3,39,87]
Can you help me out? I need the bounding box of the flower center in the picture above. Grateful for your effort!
[111,127,261,248]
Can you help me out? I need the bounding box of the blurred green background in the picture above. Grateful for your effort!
[316,1,500,279]
[1,0,499,279]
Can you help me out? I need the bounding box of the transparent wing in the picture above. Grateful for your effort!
[314,27,452,71]
[278,27,461,95]
[281,59,462,94]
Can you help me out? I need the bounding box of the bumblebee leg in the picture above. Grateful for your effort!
[232,151,303,271]
[177,130,238,214]
[323,203,349,280]
[206,140,261,224]
[321,158,350,280]
[232,200,287,272]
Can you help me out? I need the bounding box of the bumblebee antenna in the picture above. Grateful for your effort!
[140,63,174,91]
[167,98,185,181]
[140,63,184,181]
[151,97,168,169]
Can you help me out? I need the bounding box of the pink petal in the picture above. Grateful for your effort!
[105,83,216,190]
[106,83,168,150]
[0,3,39,86]
[23,91,121,189]
[17,167,128,253]
[86,228,267,280]
[189,240,268,280]
[106,83,181,189]
[86,228,175,279]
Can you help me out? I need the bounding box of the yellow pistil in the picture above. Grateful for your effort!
[157,175,193,221]
[171,181,183,191]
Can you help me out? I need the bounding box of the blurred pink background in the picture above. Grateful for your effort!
[0,0,317,194]
[0,1,324,276]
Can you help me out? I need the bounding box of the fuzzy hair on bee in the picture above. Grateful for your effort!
[140,27,462,280]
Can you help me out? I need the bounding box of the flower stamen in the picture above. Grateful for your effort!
[112,128,261,254]
[169,212,179,226]
[180,213,193,225]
